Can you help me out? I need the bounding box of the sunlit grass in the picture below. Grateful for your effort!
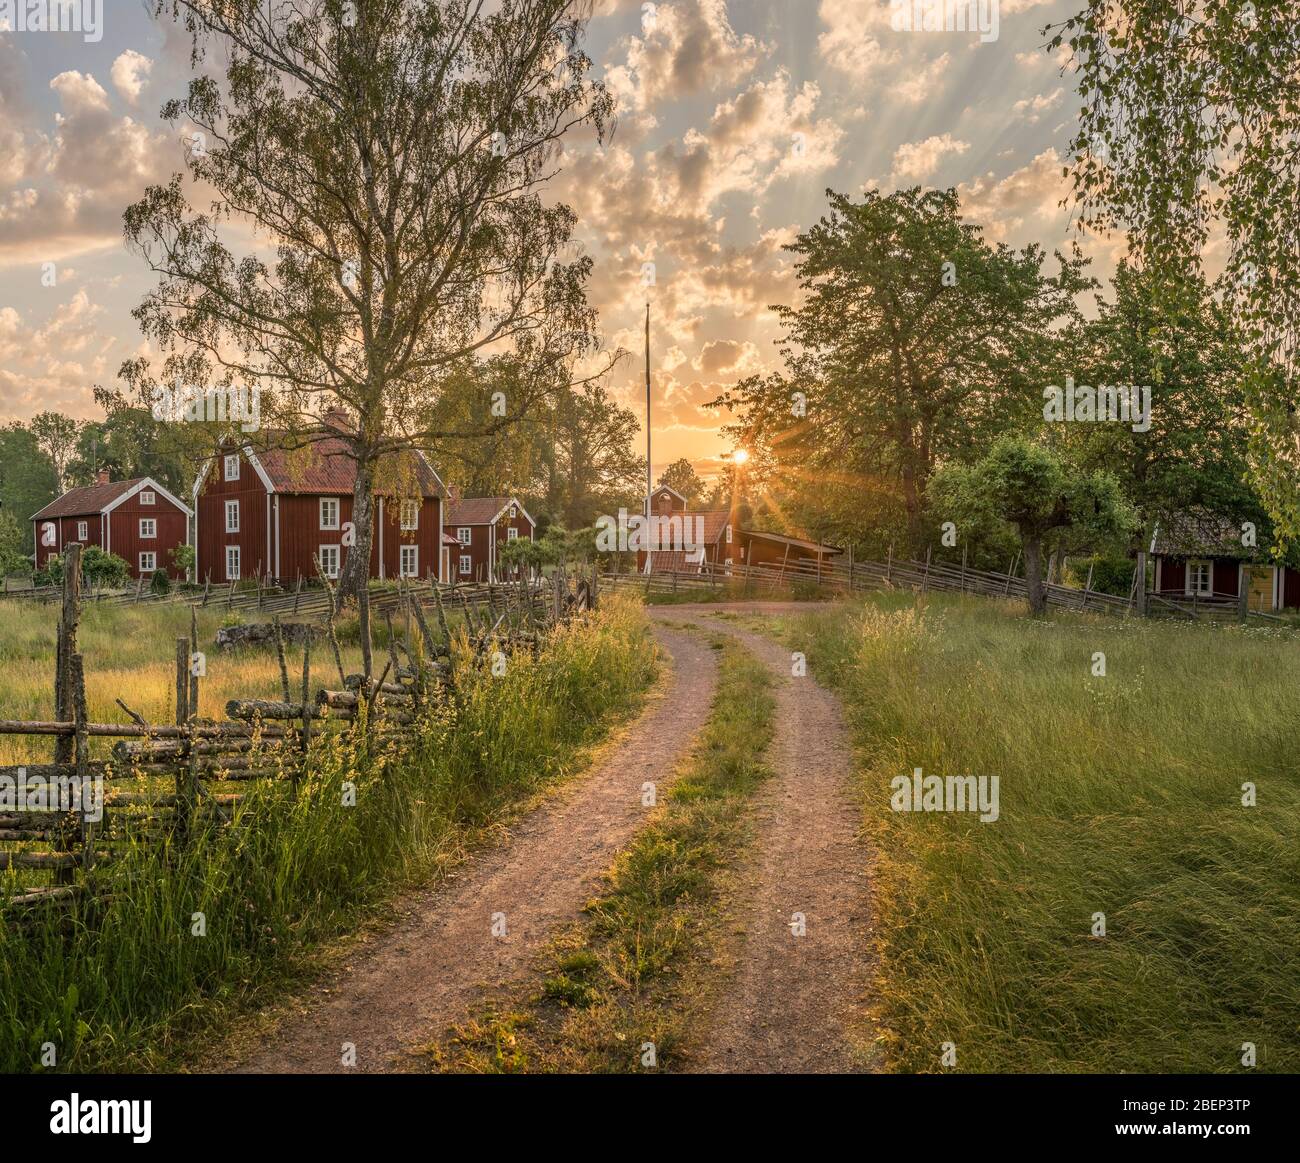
[776,593,1300,1073]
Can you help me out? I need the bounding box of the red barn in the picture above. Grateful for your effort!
[193,437,447,584]
[444,492,535,582]
[30,472,192,580]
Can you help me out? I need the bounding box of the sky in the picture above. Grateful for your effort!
[0,0,1120,483]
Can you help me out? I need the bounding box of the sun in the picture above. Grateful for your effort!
[731,447,750,465]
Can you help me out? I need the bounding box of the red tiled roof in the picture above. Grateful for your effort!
[447,496,520,525]
[643,550,702,573]
[31,478,145,520]
[441,532,460,546]
[242,436,443,497]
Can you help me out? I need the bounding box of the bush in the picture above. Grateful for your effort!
[150,569,172,596]
[1072,554,1136,597]
[82,546,130,589]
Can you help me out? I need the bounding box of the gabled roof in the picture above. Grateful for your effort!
[1150,509,1250,559]
[31,477,192,521]
[649,484,687,502]
[447,495,533,527]
[201,434,445,498]
[742,528,843,555]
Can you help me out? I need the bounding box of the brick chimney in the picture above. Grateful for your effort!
[447,483,461,506]
[96,468,111,485]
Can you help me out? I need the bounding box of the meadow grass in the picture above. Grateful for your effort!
[775,592,1300,1073]
[0,594,658,1072]
[434,635,775,1073]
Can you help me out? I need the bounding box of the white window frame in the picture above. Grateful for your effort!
[1187,559,1213,597]
[459,554,472,576]
[400,498,419,530]
[320,497,340,531]
[399,544,419,578]
[224,454,240,481]
[140,490,155,505]
[225,545,241,581]
[509,504,518,519]
[726,524,733,544]
[507,526,519,541]
[139,551,157,573]
[319,544,340,579]
[457,526,472,546]
[76,520,87,541]
[225,499,240,533]
[139,518,156,539]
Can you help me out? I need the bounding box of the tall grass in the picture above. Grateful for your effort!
[0,594,657,1072]
[778,593,1300,1073]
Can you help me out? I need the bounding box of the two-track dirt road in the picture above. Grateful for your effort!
[228,603,873,1074]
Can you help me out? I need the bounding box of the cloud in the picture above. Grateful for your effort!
[605,0,769,115]
[111,51,154,105]
[891,133,970,183]
[1012,86,1063,123]
[956,148,1068,242]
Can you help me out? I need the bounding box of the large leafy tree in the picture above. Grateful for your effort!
[543,383,644,528]
[125,0,613,604]
[714,188,1092,554]
[658,458,706,505]
[931,436,1135,615]
[1053,1,1300,543]
[1055,263,1263,539]
[0,424,59,546]
[29,412,80,494]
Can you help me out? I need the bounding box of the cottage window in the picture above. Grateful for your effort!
[459,554,472,576]
[725,524,732,544]
[141,490,155,505]
[139,518,157,539]
[139,552,156,573]
[507,527,518,541]
[320,497,340,530]
[400,499,419,530]
[224,454,240,481]
[457,527,472,546]
[77,521,87,541]
[400,545,419,578]
[509,504,518,519]
[225,545,241,580]
[319,545,340,579]
[1187,560,1212,596]
[225,499,240,533]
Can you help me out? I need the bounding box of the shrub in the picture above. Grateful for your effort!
[82,546,130,589]
[150,569,172,596]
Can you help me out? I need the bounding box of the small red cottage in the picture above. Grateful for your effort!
[444,492,536,582]
[30,471,192,580]
[193,434,447,584]
[636,484,840,574]
[1150,509,1299,612]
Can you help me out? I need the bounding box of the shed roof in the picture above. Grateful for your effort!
[1150,509,1251,559]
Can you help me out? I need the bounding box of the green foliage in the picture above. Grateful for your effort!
[713,186,1093,552]
[1069,554,1136,598]
[0,425,58,548]
[657,458,705,505]
[149,569,172,596]
[81,546,130,589]
[169,543,196,577]
[0,512,29,576]
[932,435,1134,612]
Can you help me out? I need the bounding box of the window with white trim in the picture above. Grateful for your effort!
[507,527,518,541]
[224,454,240,481]
[509,504,518,519]
[225,499,240,533]
[140,490,155,505]
[1187,559,1212,596]
[139,552,156,573]
[320,497,340,530]
[459,554,472,575]
[225,545,241,580]
[400,545,418,578]
[319,544,340,579]
[400,499,419,530]
[457,527,472,546]
[77,521,87,541]
[725,524,733,544]
[139,518,156,538]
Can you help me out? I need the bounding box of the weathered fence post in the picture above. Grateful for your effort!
[922,546,931,594]
[1134,551,1148,617]
[72,653,93,879]
[54,544,83,768]
[175,636,194,835]
[960,544,967,593]
[1239,576,1250,623]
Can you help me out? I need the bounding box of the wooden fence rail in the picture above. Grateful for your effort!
[1,550,600,918]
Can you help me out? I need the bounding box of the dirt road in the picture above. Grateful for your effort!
[653,604,875,1073]
[230,624,718,1074]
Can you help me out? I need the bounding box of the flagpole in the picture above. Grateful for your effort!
[645,301,652,518]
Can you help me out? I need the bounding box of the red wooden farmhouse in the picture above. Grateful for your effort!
[30,471,192,579]
[443,491,536,581]
[636,483,840,574]
[193,434,447,584]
